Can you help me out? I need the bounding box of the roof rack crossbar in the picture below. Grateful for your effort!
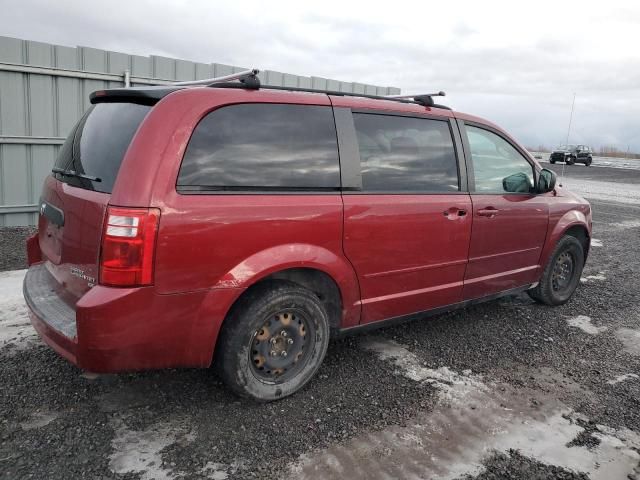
[208,83,452,109]
[385,91,446,100]
[174,68,260,86]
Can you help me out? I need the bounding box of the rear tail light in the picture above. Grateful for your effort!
[99,207,160,287]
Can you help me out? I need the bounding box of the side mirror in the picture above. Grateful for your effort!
[502,172,532,193]
[537,168,556,193]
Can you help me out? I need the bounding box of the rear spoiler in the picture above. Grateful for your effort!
[90,86,185,106]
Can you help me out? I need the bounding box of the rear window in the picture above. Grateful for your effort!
[177,104,340,191]
[353,113,459,192]
[53,103,151,193]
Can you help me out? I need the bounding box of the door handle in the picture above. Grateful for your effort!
[477,207,499,217]
[442,207,468,219]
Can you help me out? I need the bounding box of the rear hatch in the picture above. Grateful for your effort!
[39,102,151,301]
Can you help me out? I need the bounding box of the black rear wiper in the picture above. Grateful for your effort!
[52,167,101,182]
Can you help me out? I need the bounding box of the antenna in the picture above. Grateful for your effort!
[560,92,576,187]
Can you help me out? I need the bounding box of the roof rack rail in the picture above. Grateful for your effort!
[174,68,260,87]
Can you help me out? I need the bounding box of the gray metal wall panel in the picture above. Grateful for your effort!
[176,60,196,81]
[0,36,25,63]
[214,63,234,77]
[0,72,27,135]
[26,41,54,67]
[108,51,130,74]
[0,35,400,226]
[298,76,312,89]
[54,45,79,69]
[81,47,108,72]
[131,55,152,77]
[153,56,176,79]
[28,75,56,136]
[195,63,212,80]
[1,144,31,226]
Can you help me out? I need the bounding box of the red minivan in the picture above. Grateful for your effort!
[24,70,592,401]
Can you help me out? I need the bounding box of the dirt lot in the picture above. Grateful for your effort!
[1,164,639,479]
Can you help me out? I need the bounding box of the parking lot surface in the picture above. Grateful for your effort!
[1,163,639,479]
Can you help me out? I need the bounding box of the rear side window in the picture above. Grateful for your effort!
[54,103,151,193]
[177,104,340,190]
[353,113,459,192]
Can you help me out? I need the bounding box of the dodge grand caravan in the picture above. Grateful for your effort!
[24,70,592,401]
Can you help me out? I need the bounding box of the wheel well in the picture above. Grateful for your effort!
[265,268,342,329]
[223,268,343,331]
[564,225,590,261]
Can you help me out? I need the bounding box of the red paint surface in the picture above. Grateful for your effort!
[24,87,591,372]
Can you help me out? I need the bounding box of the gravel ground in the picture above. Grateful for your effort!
[0,226,35,271]
[1,165,639,479]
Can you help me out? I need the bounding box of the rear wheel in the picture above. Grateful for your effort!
[550,159,556,164]
[528,235,584,305]
[566,156,575,165]
[216,281,330,401]
[585,157,592,166]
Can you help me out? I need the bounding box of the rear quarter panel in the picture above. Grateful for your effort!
[114,88,361,328]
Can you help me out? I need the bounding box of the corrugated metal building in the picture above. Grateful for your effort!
[0,35,400,226]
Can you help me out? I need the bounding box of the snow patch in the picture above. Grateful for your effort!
[109,418,180,480]
[0,269,38,354]
[109,417,236,480]
[20,410,59,430]
[615,328,640,356]
[580,272,606,283]
[566,315,607,335]
[608,374,639,385]
[618,220,640,229]
[591,238,603,247]
[361,338,488,405]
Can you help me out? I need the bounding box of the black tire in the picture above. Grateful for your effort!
[528,235,584,306]
[585,157,592,166]
[550,160,556,164]
[216,281,330,401]
[566,156,575,165]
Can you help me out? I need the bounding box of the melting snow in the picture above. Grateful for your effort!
[288,338,640,480]
[0,269,38,354]
[109,416,236,480]
[581,272,606,283]
[566,315,608,335]
[608,374,639,385]
[615,328,640,356]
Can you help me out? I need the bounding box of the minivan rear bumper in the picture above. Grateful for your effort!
[24,262,243,373]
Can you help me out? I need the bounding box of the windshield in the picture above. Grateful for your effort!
[53,103,151,193]
[557,144,576,151]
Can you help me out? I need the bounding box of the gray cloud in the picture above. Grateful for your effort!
[2,0,638,151]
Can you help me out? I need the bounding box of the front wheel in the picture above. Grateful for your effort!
[585,157,592,166]
[566,156,575,165]
[216,281,330,401]
[528,235,584,305]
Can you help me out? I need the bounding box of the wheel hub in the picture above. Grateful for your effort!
[250,310,310,382]
[551,251,575,292]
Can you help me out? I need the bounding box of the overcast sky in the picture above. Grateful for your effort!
[2,0,639,151]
